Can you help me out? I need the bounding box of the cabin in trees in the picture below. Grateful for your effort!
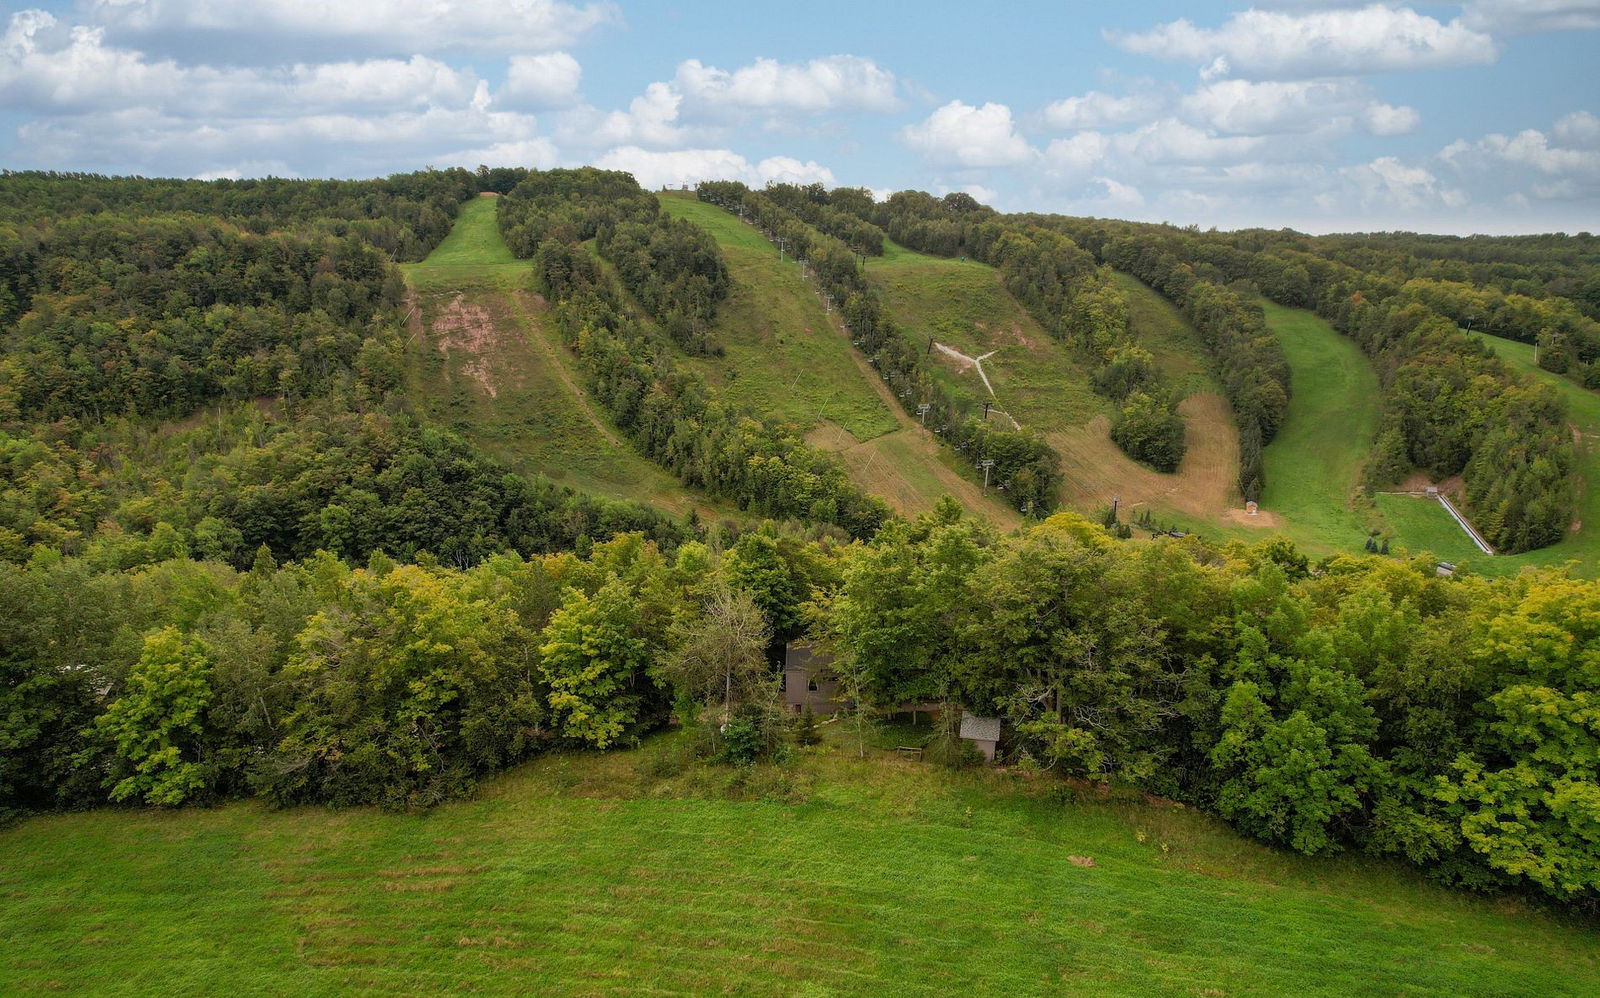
[782,642,841,714]
[959,711,1002,762]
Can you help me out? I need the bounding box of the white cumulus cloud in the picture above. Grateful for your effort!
[1041,90,1163,130]
[1462,0,1600,34]
[899,100,1034,168]
[1342,156,1461,211]
[1042,131,1110,177]
[1554,110,1600,147]
[1110,5,1497,79]
[0,13,482,115]
[592,146,835,190]
[81,0,620,60]
[673,55,899,115]
[501,52,583,109]
[1363,103,1420,136]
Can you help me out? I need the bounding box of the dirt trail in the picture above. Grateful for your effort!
[506,290,623,448]
[929,341,1022,430]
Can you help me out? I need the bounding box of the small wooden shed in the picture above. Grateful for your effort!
[959,711,1001,762]
[782,642,841,714]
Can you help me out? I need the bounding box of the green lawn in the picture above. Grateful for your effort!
[658,194,899,442]
[1374,493,1487,565]
[3,730,1595,997]
[400,195,727,517]
[400,196,529,291]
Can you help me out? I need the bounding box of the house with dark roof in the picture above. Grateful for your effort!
[782,641,841,714]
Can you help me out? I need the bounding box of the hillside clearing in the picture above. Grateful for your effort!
[401,198,723,517]
[1252,301,1381,553]
[1374,493,1487,566]
[867,251,1243,524]
[2,728,1594,997]
[866,243,1098,435]
[1049,392,1240,521]
[658,195,898,442]
[660,195,1018,526]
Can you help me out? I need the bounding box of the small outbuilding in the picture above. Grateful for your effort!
[959,711,1002,762]
[782,642,841,714]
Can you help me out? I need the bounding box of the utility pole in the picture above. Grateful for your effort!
[980,459,995,493]
[776,237,787,262]
[982,400,993,421]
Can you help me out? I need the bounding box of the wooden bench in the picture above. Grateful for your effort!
[895,746,924,761]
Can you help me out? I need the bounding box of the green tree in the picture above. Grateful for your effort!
[661,582,773,719]
[539,575,651,748]
[91,626,215,806]
[1433,578,1600,897]
[722,532,807,641]
[266,564,538,807]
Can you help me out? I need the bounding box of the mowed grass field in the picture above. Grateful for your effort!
[401,197,723,517]
[660,195,1019,526]
[401,194,529,291]
[3,728,1596,997]
[1373,493,1487,565]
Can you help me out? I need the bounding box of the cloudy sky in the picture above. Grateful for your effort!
[4,1,1598,233]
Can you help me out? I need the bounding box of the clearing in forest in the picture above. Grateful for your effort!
[660,194,1018,526]
[869,249,1242,523]
[1373,492,1486,565]
[1248,302,1479,560]
[400,197,720,517]
[3,726,1595,998]
[1248,302,1384,550]
[868,239,1098,435]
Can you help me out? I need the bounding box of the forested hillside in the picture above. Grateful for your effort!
[1061,219,1580,555]
[2,170,1599,935]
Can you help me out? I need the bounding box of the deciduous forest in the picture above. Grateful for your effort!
[2,168,1598,923]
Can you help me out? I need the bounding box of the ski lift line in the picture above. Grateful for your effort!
[1436,493,1496,556]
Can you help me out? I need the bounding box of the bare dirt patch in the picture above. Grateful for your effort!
[1051,392,1241,522]
[1221,507,1286,529]
[425,292,506,398]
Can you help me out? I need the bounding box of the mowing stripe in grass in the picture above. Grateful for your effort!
[4,730,1594,997]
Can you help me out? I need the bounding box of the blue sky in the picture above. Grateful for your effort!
[3,1,1598,233]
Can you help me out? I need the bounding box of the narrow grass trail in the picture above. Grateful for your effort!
[1253,302,1380,552]
[660,194,1019,527]
[3,729,1595,997]
[1243,302,1474,560]
[1468,331,1600,576]
[399,197,715,515]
